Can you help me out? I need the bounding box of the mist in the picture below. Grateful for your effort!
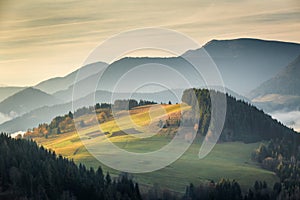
[10,131,25,138]
[270,110,300,132]
[0,112,12,124]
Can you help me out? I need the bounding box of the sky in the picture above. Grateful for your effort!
[0,0,300,87]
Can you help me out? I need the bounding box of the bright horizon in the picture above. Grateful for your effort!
[0,0,299,87]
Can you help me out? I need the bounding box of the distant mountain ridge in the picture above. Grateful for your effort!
[0,87,62,117]
[249,54,300,99]
[34,61,107,94]
[34,38,300,99]
[191,38,300,95]
[248,54,300,112]
[0,87,25,102]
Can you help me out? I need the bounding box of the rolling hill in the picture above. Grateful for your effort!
[0,87,62,117]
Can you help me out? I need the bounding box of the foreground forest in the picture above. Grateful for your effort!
[1,134,300,199]
[0,134,142,200]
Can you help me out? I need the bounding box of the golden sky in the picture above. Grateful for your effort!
[0,0,299,86]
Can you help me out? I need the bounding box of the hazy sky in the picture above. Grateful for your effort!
[0,0,299,86]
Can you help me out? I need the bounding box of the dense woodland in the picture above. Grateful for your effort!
[182,89,298,143]
[252,137,300,199]
[0,134,142,200]
[2,133,300,200]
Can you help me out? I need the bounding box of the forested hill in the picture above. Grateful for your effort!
[0,134,141,200]
[182,89,299,143]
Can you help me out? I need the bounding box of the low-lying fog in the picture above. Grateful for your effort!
[270,110,300,132]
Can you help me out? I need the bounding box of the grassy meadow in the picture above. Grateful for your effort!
[34,104,278,193]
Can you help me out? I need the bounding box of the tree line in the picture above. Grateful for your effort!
[0,133,142,200]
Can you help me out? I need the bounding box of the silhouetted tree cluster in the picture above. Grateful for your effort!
[113,99,138,111]
[95,103,112,110]
[114,99,157,111]
[181,178,300,200]
[0,133,142,200]
[183,179,242,200]
[138,100,157,106]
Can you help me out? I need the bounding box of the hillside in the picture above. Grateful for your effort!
[0,87,62,117]
[182,89,298,143]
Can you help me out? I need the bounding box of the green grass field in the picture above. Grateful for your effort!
[34,104,279,193]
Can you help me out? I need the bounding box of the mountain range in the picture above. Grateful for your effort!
[1,38,300,133]
[188,38,300,95]
[0,87,61,117]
